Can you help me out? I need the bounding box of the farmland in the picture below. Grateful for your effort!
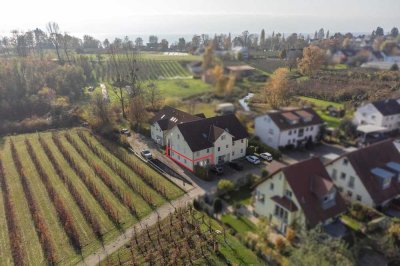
[0,129,183,265]
[101,207,262,265]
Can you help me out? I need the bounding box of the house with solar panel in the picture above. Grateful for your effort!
[150,106,249,171]
[254,108,324,149]
[254,157,347,233]
[325,139,400,208]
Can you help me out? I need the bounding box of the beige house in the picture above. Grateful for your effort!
[166,114,249,171]
[325,139,400,208]
[150,106,204,146]
[254,158,347,233]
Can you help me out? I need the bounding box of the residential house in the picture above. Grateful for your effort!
[150,106,204,146]
[254,108,324,149]
[254,157,347,233]
[353,99,400,132]
[166,114,249,171]
[325,140,400,207]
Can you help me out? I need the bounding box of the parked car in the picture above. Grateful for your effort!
[210,165,224,175]
[228,161,244,171]
[246,155,260,165]
[259,152,273,162]
[120,128,131,136]
[141,149,152,160]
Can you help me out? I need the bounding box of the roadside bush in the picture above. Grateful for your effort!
[217,179,235,194]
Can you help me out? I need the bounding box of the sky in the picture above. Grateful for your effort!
[1,0,399,41]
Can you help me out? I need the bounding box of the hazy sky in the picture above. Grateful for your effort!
[1,0,399,39]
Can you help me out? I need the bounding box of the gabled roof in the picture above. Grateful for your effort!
[266,108,324,131]
[327,139,400,205]
[371,99,400,116]
[177,114,249,152]
[282,158,347,227]
[150,106,204,131]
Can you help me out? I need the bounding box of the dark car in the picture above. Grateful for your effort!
[210,165,224,175]
[228,161,244,171]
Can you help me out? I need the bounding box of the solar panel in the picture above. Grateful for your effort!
[386,162,400,173]
[371,167,395,179]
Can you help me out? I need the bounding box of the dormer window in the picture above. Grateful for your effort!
[386,162,400,182]
[371,167,395,190]
[322,189,336,209]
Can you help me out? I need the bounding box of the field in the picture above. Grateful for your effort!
[0,129,183,265]
[101,207,262,265]
[248,58,287,74]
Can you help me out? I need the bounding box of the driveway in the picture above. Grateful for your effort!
[282,142,348,164]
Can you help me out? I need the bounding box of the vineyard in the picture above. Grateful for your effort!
[101,206,262,266]
[98,59,192,81]
[0,129,183,265]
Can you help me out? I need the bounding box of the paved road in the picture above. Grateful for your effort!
[282,142,348,164]
[79,187,204,266]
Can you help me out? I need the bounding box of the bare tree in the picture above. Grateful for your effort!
[46,22,63,63]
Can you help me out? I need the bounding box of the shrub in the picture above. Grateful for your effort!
[194,165,212,181]
[274,235,286,252]
[286,228,296,243]
[217,179,235,193]
[261,169,269,178]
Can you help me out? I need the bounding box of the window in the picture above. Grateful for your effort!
[288,139,291,145]
[288,130,292,135]
[206,148,209,153]
[285,190,293,198]
[177,134,180,139]
[256,190,265,202]
[184,159,187,163]
[221,135,226,140]
[241,149,244,153]
[178,155,181,160]
[372,115,376,120]
[274,205,288,223]
[268,129,274,135]
[340,172,346,180]
[382,176,391,189]
[332,169,337,180]
[356,195,362,201]
[241,139,244,143]
[310,126,314,130]
[347,191,353,197]
[226,145,229,148]
[343,159,348,165]
[232,142,235,146]
[270,183,274,191]
[293,130,297,133]
[196,151,200,156]
[338,186,343,192]
[348,176,355,188]
[232,151,235,156]
[218,147,221,152]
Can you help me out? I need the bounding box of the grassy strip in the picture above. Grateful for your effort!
[0,157,24,265]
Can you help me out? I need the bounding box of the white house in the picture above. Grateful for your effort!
[353,99,400,131]
[150,106,204,146]
[165,114,249,171]
[254,157,346,233]
[254,108,324,149]
[325,139,400,208]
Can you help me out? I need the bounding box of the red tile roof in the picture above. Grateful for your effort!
[282,157,347,227]
[328,139,400,206]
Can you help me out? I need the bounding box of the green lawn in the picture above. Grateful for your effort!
[340,215,363,232]
[298,96,344,109]
[221,214,257,235]
[155,79,213,99]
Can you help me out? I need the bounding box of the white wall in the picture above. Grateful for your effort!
[213,132,233,164]
[255,115,280,149]
[167,127,195,170]
[354,104,384,127]
[231,139,247,160]
[326,157,374,207]
[151,122,165,146]
[255,114,321,149]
